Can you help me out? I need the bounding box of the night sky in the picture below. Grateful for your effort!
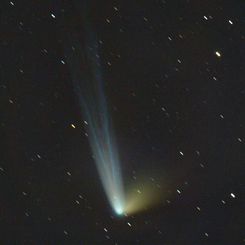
[1,0,245,244]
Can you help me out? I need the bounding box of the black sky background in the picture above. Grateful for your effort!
[1,0,245,244]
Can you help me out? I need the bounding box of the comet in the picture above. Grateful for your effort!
[64,1,164,216]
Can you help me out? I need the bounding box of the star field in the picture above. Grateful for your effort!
[1,0,245,244]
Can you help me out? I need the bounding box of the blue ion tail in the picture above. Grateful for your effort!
[64,30,125,216]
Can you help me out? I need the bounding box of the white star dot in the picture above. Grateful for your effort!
[215,51,222,57]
